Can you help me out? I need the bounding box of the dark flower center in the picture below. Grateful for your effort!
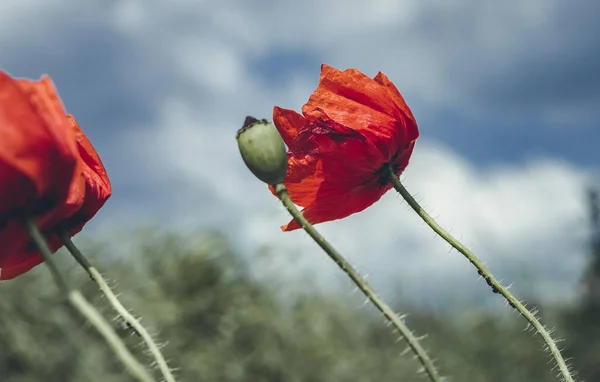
[375,162,398,187]
[374,149,402,187]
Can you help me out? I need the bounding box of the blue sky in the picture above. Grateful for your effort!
[2,0,599,306]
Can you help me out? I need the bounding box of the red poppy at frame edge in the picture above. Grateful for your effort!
[0,72,111,281]
[269,64,419,231]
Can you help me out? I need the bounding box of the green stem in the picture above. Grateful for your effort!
[274,183,442,382]
[387,166,575,382]
[58,229,177,382]
[24,218,155,382]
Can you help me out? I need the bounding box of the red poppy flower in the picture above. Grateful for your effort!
[0,115,112,280]
[270,64,419,231]
[0,73,111,280]
[0,72,80,279]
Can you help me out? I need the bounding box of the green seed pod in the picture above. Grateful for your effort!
[236,116,288,185]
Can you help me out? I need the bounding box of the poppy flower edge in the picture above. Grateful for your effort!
[0,76,111,280]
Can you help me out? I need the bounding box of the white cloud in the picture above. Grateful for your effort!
[173,38,244,94]
[110,0,147,34]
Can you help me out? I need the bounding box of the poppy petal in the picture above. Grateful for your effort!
[273,106,305,146]
[16,76,79,198]
[373,72,417,126]
[5,176,84,281]
[392,140,417,176]
[302,66,408,161]
[267,153,323,207]
[319,63,337,82]
[0,73,80,280]
[62,115,112,233]
[0,234,64,280]
[0,73,77,217]
[374,72,419,144]
[296,114,382,181]
[281,179,390,231]
[283,158,323,207]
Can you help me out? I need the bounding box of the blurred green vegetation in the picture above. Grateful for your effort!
[1,190,600,382]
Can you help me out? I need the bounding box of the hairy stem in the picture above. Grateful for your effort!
[24,218,155,382]
[275,183,442,382]
[58,230,176,382]
[387,166,575,382]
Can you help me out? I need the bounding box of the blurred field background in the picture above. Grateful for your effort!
[0,189,599,381]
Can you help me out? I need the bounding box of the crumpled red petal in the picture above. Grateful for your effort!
[279,115,387,231]
[282,178,391,231]
[271,64,419,232]
[303,64,417,162]
[273,106,305,147]
[0,74,78,219]
[0,73,80,280]
[66,115,112,228]
[0,115,111,280]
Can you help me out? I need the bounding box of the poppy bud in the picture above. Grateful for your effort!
[237,116,288,185]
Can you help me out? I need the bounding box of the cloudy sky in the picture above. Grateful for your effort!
[3,0,599,307]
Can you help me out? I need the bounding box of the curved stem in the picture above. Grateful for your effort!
[24,218,155,382]
[387,166,575,382]
[58,230,176,382]
[274,183,442,382]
